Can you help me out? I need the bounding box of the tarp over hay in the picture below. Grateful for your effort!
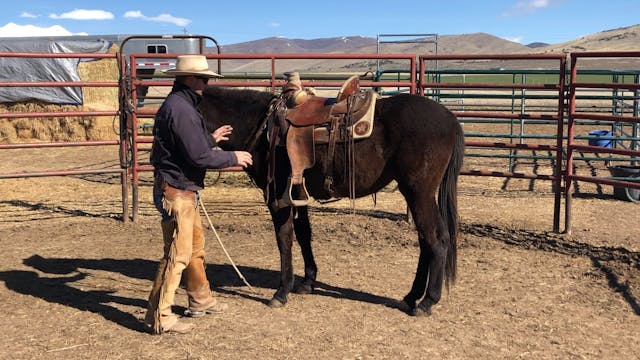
[0,38,111,105]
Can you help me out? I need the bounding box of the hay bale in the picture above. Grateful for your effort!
[0,101,106,143]
[77,44,120,110]
[0,121,17,142]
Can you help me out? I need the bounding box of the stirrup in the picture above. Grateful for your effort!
[281,177,310,207]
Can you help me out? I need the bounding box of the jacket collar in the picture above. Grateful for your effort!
[170,81,201,107]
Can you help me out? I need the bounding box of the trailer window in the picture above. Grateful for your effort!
[146,45,168,54]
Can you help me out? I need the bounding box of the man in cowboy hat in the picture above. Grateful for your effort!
[145,54,253,334]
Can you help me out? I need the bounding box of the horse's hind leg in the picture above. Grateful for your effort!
[292,206,317,294]
[402,233,429,309]
[401,189,449,316]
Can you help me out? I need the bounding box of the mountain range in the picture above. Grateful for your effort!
[214,24,640,72]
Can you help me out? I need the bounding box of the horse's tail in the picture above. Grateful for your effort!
[438,122,464,290]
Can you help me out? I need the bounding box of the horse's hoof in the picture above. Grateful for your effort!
[268,297,286,308]
[293,283,313,294]
[411,304,433,317]
[400,296,416,314]
[397,300,413,313]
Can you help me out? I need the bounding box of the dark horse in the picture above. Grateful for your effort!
[200,86,464,316]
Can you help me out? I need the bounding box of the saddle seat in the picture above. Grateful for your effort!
[284,74,362,126]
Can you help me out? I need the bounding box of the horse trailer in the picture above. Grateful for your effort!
[117,35,221,105]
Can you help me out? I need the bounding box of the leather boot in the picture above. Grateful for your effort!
[183,242,215,316]
[184,286,228,318]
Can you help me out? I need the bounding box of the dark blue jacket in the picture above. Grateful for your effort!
[150,82,237,191]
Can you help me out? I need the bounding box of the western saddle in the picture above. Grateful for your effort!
[273,72,379,207]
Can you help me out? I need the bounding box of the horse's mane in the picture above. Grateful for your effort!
[203,86,274,119]
[201,86,277,153]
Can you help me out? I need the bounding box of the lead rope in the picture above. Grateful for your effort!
[199,197,257,294]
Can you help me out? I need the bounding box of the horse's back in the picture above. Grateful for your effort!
[379,93,456,125]
[377,94,460,152]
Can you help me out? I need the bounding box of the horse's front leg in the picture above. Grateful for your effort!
[292,206,317,294]
[268,204,295,308]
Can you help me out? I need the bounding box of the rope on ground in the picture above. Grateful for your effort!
[199,197,257,294]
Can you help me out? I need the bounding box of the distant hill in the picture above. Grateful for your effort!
[212,24,640,72]
[221,36,376,54]
[533,24,640,70]
[218,32,531,56]
[539,24,640,52]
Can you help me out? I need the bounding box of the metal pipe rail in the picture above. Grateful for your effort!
[0,110,117,118]
[0,140,119,150]
[127,52,417,92]
[0,168,124,180]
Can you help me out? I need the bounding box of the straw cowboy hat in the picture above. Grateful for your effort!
[164,55,222,78]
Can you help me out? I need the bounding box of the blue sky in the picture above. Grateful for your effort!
[0,0,637,46]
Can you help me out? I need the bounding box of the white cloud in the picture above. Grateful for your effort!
[269,22,281,28]
[0,22,87,37]
[124,11,143,19]
[49,9,114,21]
[153,14,190,27]
[19,12,38,19]
[124,10,191,27]
[503,0,558,16]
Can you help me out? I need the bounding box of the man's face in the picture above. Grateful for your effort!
[186,75,209,94]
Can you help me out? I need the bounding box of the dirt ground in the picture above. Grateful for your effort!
[0,146,638,360]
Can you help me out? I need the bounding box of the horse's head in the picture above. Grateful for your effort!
[201,86,275,152]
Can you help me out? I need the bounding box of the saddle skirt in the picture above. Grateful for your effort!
[313,90,379,144]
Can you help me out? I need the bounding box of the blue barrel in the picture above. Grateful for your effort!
[588,130,613,148]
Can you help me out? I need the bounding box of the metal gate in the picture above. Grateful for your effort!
[0,50,123,216]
